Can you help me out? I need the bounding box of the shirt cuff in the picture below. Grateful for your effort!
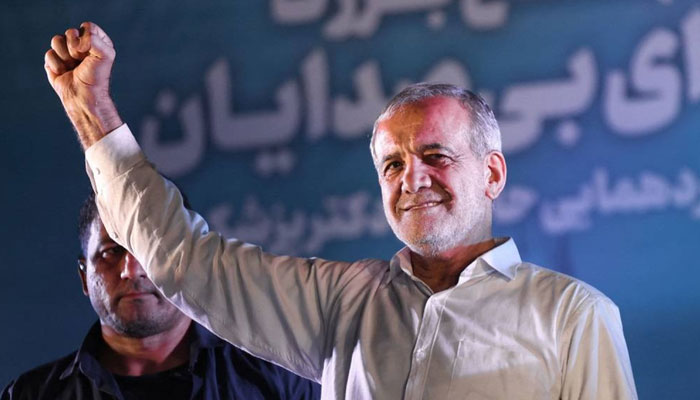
[85,124,146,193]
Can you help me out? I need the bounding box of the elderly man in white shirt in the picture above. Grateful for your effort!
[44,22,638,399]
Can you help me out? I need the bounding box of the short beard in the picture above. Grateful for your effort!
[107,314,179,338]
[93,296,184,339]
[390,205,490,257]
[403,228,464,257]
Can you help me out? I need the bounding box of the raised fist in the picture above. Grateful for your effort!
[44,22,122,149]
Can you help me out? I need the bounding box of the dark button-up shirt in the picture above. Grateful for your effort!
[1,322,320,400]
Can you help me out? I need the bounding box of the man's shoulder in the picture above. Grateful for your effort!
[515,261,617,309]
[193,324,320,398]
[217,341,318,382]
[214,342,322,398]
[2,351,78,400]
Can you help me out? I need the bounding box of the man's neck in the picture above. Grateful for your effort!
[410,238,498,293]
[99,317,192,376]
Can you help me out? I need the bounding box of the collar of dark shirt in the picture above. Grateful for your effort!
[59,320,226,384]
[388,236,522,285]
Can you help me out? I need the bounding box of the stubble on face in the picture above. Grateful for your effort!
[374,97,493,257]
[85,220,186,338]
[89,278,182,338]
[389,176,490,257]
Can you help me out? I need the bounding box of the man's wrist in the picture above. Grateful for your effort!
[64,95,123,150]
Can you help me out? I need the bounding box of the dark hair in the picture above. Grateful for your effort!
[78,183,193,258]
[371,82,501,159]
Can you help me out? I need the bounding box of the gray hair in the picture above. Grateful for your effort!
[371,83,501,158]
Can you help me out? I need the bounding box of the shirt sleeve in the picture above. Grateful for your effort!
[84,125,357,381]
[560,296,638,400]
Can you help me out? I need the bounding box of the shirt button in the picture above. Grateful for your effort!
[415,349,426,362]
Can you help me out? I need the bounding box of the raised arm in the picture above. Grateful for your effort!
[44,23,379,383]
[44,22,122,150]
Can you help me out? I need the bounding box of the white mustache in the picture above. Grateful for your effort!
[397,194,447,210]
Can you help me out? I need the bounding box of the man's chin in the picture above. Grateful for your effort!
[109,317,170,338]
[107,307,182,338]
[401,232,456,256]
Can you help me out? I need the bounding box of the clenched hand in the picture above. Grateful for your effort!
[45,22,123,150]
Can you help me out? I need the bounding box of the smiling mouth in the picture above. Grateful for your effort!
[401,201,443,211]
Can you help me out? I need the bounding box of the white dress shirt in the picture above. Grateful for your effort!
[85,124,637,399]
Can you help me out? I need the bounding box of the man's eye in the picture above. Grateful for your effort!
[425,154,448,164]
[383,161,402,174]
[100,246,124,259]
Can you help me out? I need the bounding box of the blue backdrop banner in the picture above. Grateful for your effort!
[1,1,698,398]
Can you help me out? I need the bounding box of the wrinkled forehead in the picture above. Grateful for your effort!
[372,97,470,160]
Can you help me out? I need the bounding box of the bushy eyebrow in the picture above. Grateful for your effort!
[379,143,455,165]
[419,143,455,155]
[380,152,401,166]
[90,234,117,256]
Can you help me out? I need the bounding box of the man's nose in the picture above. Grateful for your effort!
[401,159,431,193]
[120,252,147,280]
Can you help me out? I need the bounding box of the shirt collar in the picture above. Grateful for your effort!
[477,237,521,280]
[60,321,122,397]
[388,237,522,283]
[60,320,223,380]
[60,321,104,380]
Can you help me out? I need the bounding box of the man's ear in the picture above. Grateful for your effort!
[78,258,89,296]
[484,151,507,200]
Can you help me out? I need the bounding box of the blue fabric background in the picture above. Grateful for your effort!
[1,1,698,397]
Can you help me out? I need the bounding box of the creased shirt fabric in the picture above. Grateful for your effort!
[1,321,320,400]
[83,124,638,400]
